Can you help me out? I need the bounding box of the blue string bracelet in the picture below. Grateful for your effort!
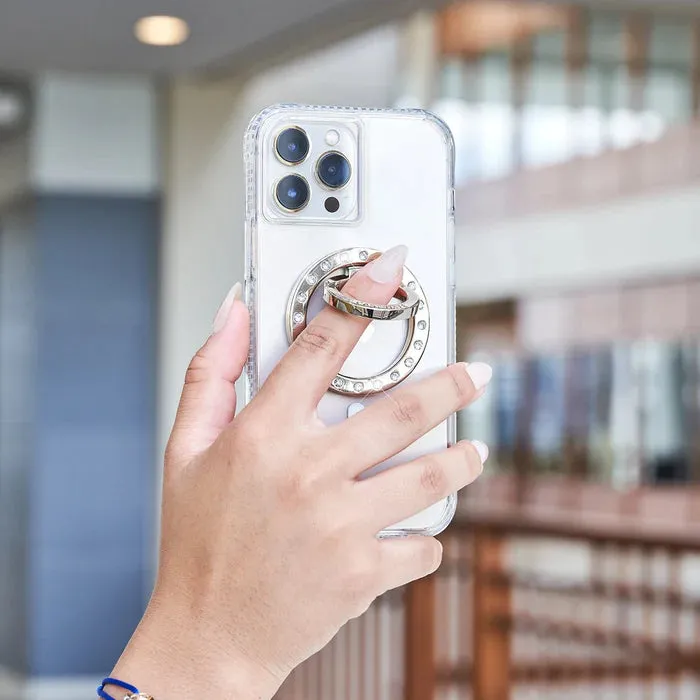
[98,677,153,700]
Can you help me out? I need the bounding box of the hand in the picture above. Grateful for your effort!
[110,245,491,700]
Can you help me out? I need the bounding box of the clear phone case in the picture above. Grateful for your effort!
[243,104,457,537]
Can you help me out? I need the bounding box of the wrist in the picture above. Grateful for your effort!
[111,592,283,700]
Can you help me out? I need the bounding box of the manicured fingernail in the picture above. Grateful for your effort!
[470,440,489,464]
[465,362,493,391]
[213,282,242,334]
[366,245,408,284]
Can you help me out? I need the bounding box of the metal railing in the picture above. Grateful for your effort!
[277,589,404,700]
[413,513,700,699]
[276,510,700,700]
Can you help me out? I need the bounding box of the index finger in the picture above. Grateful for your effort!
[258,245,409,417]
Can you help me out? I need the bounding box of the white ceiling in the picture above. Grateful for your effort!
[0,0,441,76]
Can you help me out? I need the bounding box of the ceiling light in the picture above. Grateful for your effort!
[134,15,190,46]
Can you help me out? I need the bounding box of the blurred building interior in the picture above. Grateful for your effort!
[1,0,700,698]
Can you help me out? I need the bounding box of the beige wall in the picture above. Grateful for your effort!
[159,25,402,455]
[160,78,251,456]
[456,183,700,304]
[31,73,159,195]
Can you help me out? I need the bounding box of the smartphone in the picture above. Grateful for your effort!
[244,104,456,536]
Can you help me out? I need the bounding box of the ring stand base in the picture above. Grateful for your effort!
[285,247,430,396]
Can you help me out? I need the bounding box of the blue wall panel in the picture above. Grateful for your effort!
[28,194,159,676]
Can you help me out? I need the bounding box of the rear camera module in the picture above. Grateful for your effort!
[316,151,351,189]
[275,174,310,212]
[275,127,310,165]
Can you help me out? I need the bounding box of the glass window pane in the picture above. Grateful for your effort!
[573,106,606,156]
[531,354,566,461]
[528,62,568,106]
[582,64,607,110]
[610,64,630,110]
[588,12,625,64]
[432,100,515,184]
[522,105,574,167]
[532,28,566,61]
[479,50,512,103]
[649,18,693,67]
[440,59,466,101]
[477,103,515,180]
[647,68,692,123]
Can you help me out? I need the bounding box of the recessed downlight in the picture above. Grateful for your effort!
[134,15,190,46]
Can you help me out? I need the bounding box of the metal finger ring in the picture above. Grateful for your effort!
[323,278,419,321]
[285,247,430,396]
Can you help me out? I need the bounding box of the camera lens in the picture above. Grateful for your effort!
[316,151,351,189]
[275,127,309,164]
[275,174,310,212]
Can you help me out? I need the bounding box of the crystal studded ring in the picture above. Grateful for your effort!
[286,247,430,397]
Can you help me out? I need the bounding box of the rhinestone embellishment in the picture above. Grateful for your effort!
[287,247,429,397]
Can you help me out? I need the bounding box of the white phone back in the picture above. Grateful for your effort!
[244,105,456,536]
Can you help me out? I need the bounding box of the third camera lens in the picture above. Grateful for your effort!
[316,151,351,189]
[275,127,309,164]
[275,174,310,212]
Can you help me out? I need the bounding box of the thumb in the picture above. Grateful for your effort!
[167,282,249,466]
